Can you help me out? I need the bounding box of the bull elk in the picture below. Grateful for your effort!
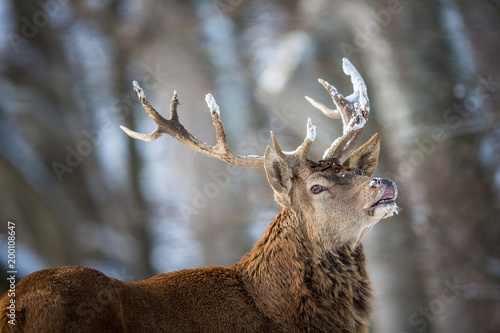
[0,58,398,332]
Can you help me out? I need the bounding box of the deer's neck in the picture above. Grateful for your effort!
[235,207,372,332]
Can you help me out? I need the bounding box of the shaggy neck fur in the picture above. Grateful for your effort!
[235,208,373,333]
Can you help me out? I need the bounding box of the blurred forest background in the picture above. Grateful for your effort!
[1,0,499,332]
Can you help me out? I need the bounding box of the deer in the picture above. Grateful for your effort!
[0,58,398,333]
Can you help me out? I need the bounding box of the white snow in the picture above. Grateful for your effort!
[205,93,220,116]
[369,178,381,188]
[383,204,400,219]
[342,58,369,110]
[341,58,370,135]
[347,113,367,132]
[306,117,316,142]
[281,118,316,156]
[337,59,370,138]
[133,80,145,99]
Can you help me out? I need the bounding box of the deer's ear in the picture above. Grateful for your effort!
[264,146,292,207]
[343,133,380,177]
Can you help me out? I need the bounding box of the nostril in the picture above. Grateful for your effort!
[381,179,394,187]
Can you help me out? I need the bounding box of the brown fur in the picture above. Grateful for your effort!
[236,208,372,333]
[0,208,370,333]
[0,132,396,332]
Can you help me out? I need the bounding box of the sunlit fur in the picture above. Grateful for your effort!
[295,160,397,249]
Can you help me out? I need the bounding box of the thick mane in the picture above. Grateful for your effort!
[237,209,373,332]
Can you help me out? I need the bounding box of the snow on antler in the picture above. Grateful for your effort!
[342,58,369,110]
[205,93,220,117]
[306,58,370,161]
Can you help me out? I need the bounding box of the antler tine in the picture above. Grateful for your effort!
[271,118,316,171]
[304,96,341,119]
[306,58,370,161]
[120,81,264,168]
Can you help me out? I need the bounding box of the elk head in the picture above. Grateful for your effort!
[121,58,398,250]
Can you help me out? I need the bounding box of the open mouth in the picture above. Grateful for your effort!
[369,183,397,209]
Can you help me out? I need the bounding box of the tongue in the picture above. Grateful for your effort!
[380,185,395,201]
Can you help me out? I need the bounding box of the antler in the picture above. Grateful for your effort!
[120,81,265,168]
[270,117,316,172]
[121,81,318,170]
[121,58,368,171]
[305,58,370,161]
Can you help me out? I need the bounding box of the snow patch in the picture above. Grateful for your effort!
[133,80,145,99]
[383,204,400,219]
[342,58,369,111]
[369,178,381,188]
[347,114,367,133]
[306,117,316,142]
[205,93,220,116]
[282,118,316,156]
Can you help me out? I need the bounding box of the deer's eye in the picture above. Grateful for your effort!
[311,185,325,194]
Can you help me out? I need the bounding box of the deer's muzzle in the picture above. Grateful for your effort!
[367,179,398,209]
